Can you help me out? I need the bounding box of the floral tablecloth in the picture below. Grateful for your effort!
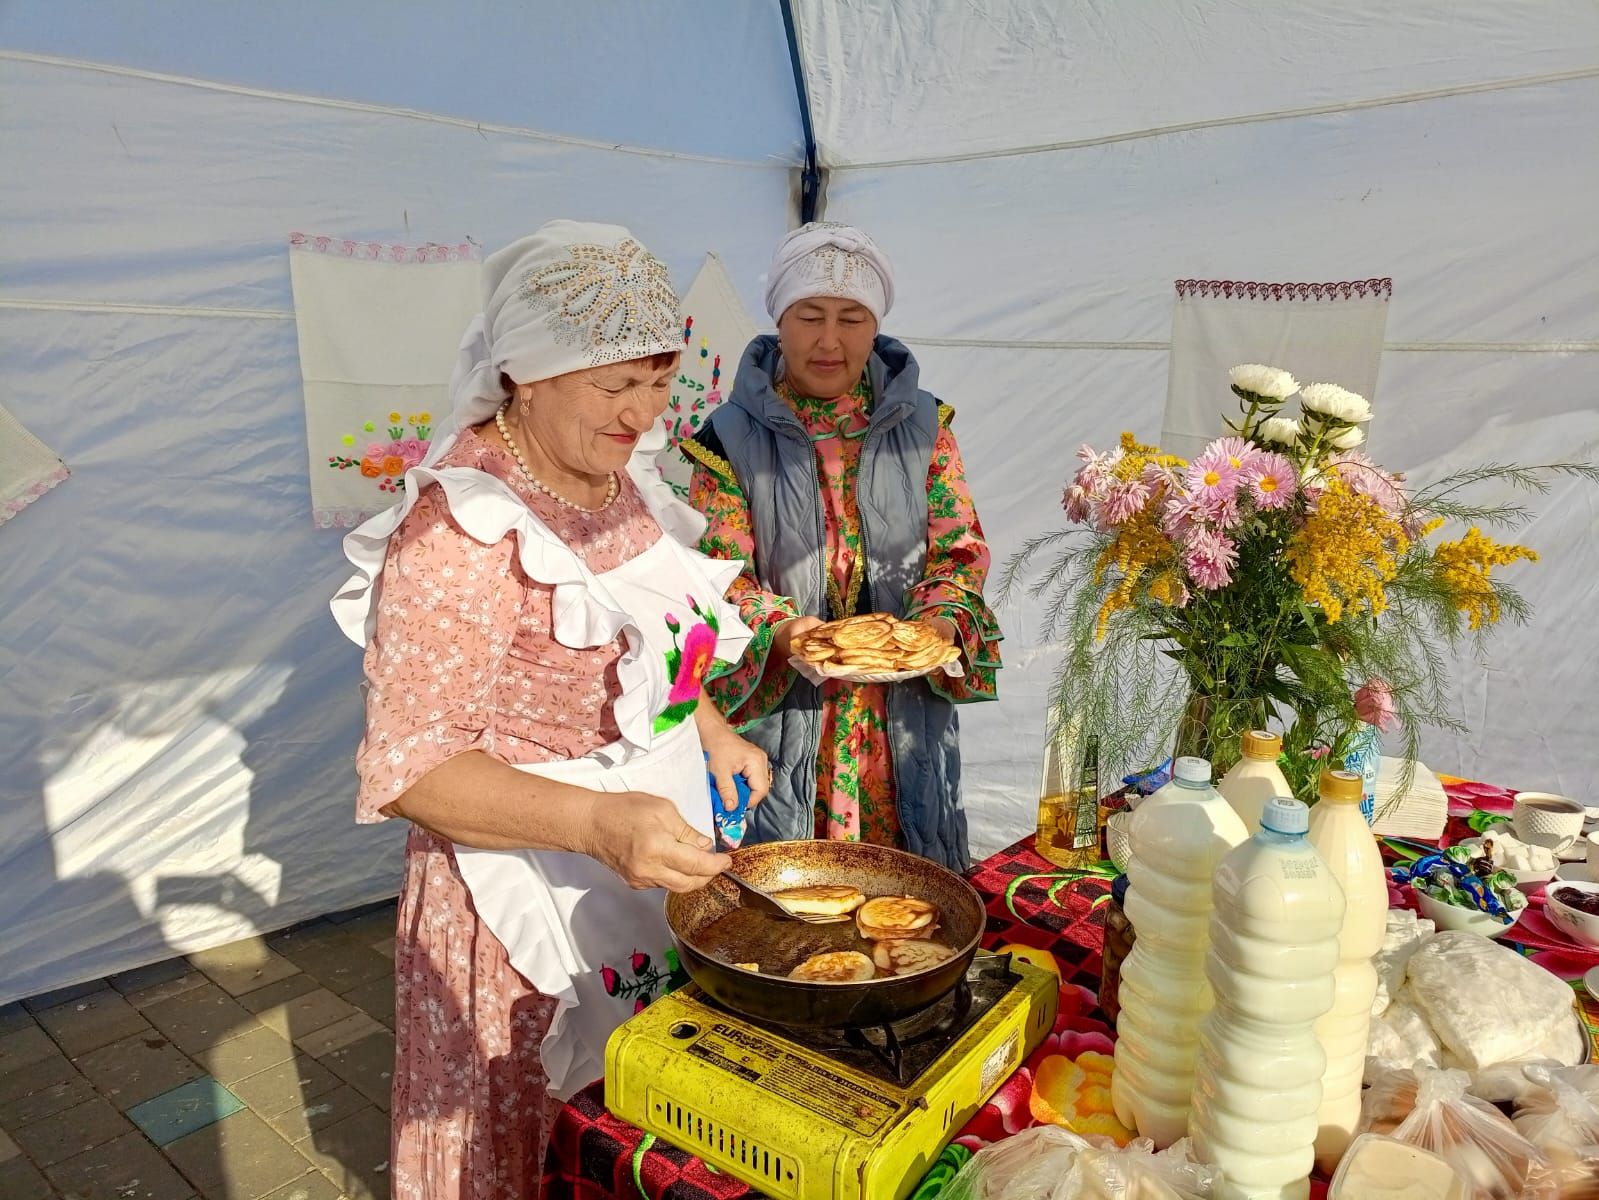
[542,777,1599,1200]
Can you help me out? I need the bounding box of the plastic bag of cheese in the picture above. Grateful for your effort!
[1406,932,1576,1070]
[1358,1067,1556,1199]
[939,1125,1219,1199]
[1512,1065,1599,1196]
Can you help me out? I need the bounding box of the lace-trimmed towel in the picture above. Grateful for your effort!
[0,402,69,527]
[1163,277,1393,462]
[288,233,481,528]
[652,252,758,499]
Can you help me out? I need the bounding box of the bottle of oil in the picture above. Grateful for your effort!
[1035,720,1103,870]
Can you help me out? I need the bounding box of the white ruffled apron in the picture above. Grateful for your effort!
[331,438,750,1100]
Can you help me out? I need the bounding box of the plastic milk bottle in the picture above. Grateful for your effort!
[1111,756,1249,1147]
[1190,798,1344,1200]
[1305,768,1387,1173]
[1217,730,1293,835]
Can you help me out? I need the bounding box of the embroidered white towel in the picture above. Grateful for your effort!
[1163,278,1392,462]
[651,252,758,499]
[0,402,68,527]
[288,234,481,528]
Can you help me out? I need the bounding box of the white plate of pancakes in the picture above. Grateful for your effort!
[790,613,965,685]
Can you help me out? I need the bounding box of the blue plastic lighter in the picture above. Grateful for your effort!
[704,752,752,849]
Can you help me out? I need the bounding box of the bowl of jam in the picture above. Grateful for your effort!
[1546,881,1599,948]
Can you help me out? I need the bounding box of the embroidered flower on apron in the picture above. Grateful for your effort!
[656,595,723,734]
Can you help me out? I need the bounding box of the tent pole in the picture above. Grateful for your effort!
[779,0,822,224]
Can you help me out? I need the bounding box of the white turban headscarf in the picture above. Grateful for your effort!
[763,222,895,325]
[429,220,682,469]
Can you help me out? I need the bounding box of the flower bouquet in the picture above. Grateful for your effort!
[1004,365,1595,804]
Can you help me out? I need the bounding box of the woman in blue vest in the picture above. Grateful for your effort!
[683,223,1002,869]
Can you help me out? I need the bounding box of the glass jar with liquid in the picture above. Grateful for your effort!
[1034,718,1102,870]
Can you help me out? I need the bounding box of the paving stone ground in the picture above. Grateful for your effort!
[0,901,398,1200]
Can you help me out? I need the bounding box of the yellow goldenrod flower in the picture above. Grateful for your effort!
[1093,506,1176,637]
[1432,527,1538,629]
[1285,476,1408,623]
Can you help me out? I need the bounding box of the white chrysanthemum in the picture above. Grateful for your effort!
[1229,363,1299,400]
[1259,416,1302,446]
[1328,425,1366,450]
[1300,382,1372,423]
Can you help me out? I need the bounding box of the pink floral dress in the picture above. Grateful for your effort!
[353,425,690,1200]
[689,380,1002,845]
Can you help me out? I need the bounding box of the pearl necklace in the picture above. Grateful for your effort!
[494,402,617,513]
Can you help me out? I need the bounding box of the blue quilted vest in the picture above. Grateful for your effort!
[700,335,968,869]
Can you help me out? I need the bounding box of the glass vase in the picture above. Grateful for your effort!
[1172,688,1266,778]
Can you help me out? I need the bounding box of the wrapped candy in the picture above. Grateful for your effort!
[1393,853,1526,925]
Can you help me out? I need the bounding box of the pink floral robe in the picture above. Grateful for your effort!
[355,424,666,1200]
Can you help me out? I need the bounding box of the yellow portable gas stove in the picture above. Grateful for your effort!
[604,955,1057,1200]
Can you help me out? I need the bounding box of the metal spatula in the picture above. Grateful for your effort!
[722,870,849,924]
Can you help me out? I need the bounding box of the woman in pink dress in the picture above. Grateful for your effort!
[331,222,769,1199]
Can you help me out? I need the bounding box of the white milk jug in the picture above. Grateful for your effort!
[1217,729,1292,835]
[1190,797,1345,1200]
[1112,755,1249,1147]
[1305,767,1388,1174]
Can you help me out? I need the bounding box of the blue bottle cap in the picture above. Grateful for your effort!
[1261,796,1310,834]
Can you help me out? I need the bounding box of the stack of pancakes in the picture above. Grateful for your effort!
[792,613,960,676]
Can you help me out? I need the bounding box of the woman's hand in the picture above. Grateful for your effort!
[582,791,731,892]
[697,700,772,810]
[703,725,772,811]
[771,615,824,663]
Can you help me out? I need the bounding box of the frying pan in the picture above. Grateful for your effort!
[665,839,986,1028]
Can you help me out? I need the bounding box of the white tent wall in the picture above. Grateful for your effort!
[812,21,1599,848]
[3,1,1597,1001]
[795,0,1599,168]
[0,27,797,1003]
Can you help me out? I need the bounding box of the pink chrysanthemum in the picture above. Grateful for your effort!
[1199,488,1244,530]
[1209,436,1262,474]
[1328,452,1408,516]
[1074,443,1122,492]
[1245,453,1298,510]
[1140,461,1182,493]
[1101,478,1152,525]
[1062,483,1094,523]
[1184,450,1240,502]
[1161,495,1209,542]
[1183,527,1239,590]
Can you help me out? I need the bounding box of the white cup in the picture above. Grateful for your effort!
[1586,831,1599,873]
[1512,791,1586,853]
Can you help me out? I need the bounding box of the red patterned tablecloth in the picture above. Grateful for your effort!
[543,777,1599,1200]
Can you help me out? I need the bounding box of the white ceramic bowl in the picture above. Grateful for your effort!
[1546,880,1599,948]
[1414,889,1522,939]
